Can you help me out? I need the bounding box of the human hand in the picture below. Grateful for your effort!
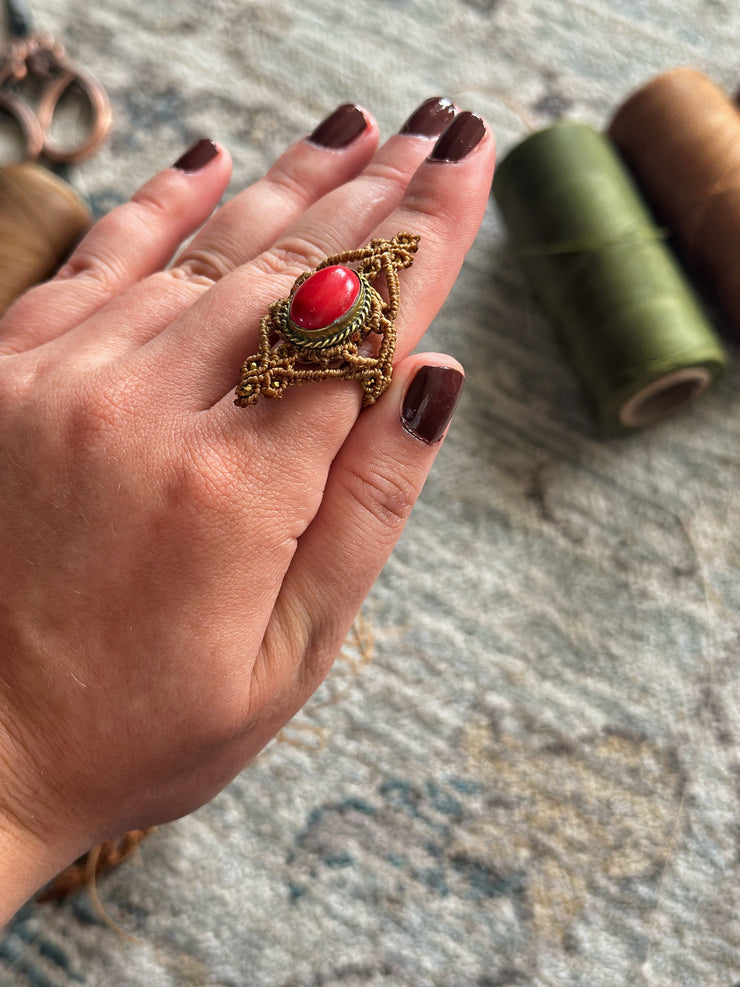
[0,97,494,919]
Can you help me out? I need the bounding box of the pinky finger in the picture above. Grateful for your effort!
[0,139,231,355]
[259,356,465,709]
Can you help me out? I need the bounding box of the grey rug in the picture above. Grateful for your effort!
[2,1,740,985]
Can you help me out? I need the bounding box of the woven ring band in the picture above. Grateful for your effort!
[234,232,420,408]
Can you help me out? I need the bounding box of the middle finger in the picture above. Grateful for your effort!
[146,98,465,403]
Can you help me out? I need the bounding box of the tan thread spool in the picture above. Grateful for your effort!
[0,161,91,317]
[609,69,740,333]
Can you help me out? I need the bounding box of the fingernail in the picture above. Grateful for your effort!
[428,111,486,162]
[308,104,368,149]
[399,96,457,137]
[173,138,219,172]
[401,365,465,444]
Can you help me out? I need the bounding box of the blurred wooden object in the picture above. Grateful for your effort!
[0,161,90,315]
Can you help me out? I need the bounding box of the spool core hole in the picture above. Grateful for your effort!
[619,367,712,428]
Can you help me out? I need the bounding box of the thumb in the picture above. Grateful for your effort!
[261,354,465,705]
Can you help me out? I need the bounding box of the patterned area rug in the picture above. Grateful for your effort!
[1,1,739,984]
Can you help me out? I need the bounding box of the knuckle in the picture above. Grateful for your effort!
[359,158,413,200]
[173,435,249,519]
[169,248,231,286]
[267,597,335,703]
[0,287,58,351]
[56,192,166,285]
[143,269,208,311]
[130,186,172,221]
[402,185,469,236]
[61,375,138,454]
[57,395,120,466]
[261,165,312,208]
[340,460,418,532]
[55,247,117,287]
[53,254,91,281]
[251,236,326,281]
[0,358,33,414]
[36,360,152,461]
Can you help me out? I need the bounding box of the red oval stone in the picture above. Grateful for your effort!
[289,265,360,331]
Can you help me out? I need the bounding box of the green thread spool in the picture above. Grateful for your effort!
[491,122,727,433]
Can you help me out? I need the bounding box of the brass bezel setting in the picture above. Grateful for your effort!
[276,272,372,350]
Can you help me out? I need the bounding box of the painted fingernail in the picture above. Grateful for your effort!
[428,111,486,162]
[401,365,465,444]
[399,96,458,137]
[173,138,219,172]
[308,104,368,149]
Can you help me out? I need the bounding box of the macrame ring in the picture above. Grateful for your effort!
[234,232,420,409]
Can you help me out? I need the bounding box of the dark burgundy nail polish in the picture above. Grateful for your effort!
[399,96,457,137]
[401,365,464,444]
[308,104,367,149]
[173,138,219,172]
[428,112,486,163]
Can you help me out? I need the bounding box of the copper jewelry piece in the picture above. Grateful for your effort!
[0,31,112,164]
[235,232,420,408]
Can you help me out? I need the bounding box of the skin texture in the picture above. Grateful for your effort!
[0,100,495,923]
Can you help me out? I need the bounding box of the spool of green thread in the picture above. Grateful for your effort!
[491,122,727,433]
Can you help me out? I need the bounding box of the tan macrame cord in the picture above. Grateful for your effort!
[235,232,420,408]
[38,828,155,905]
